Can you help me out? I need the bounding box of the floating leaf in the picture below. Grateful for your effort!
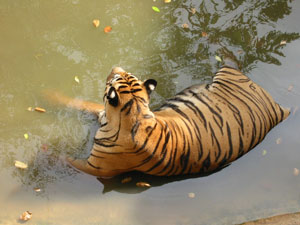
[41,144,49,152]
[262,149,267,156]
[182,23,189,29]
[121,177,132,184]
[27,107,34,112]
[294,168,299,176]
[34,188,41,192]
[215,55,222,62]
[136,182,151,188]
[201,31,208,37]
[288,85,293,92]
[190,8,196,14]
[164,0,171,3]
[19,211,32,221]
[74,76,80,83]
[104,26,112,33]
[15,160,28,169]
[92,19,100,28]
[188,192,195,198]
[24,133,29,139]
[280,40,287,45]
[276,138,282,145]
[152,6,160,12]
[34,107,46,113]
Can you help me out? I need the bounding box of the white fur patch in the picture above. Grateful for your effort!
[109,90,116,98]
[149,84,155,91]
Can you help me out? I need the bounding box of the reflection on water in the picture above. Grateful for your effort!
[0,0,300,224]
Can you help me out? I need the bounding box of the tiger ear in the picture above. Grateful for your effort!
[144,79,157,95]
[107,87,118,107]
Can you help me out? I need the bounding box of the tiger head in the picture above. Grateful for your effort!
[103,67,157,124]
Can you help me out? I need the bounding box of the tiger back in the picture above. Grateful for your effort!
[67,66,290,177]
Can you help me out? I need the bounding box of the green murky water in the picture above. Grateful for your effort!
[1,0,300,224]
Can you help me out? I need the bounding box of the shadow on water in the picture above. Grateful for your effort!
[97,166,229,194]
[2,0,300,195]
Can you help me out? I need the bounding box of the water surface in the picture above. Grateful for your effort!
[1,0,300,224]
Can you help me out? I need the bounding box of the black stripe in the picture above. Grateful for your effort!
[189,90,223,128]
[121,99,134,115]
[87,160,101,169]
[226,122,233,160]
[131,88,143,93]
[167,97,208,130]
[209,122,221,162]
[90,153,104,158]
[120,90,131,94]
[131,121,140,141]
[180,143,190,174]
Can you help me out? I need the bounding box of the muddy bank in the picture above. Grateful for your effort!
[240,212,300,225]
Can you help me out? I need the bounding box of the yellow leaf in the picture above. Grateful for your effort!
[164,0,171,3]
[182,23,189,29]
[15,160,28,169]
[19,211,32,221]
[215,55,222,62]
[280,40,287,45]
[121,177,132,184]
[74,76,80,83]
[262,149,267,156]
[34,107,46,113]
[92,19,100,28]
[136,181,151,188]
[24,133,29,139]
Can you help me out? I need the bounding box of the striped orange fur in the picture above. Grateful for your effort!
[66,66,290,177]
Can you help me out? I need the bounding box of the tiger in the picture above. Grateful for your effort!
[46,66,290,177]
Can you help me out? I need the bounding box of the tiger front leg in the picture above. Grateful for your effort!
[43,90,104,116]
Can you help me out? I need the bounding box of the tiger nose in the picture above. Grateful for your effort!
[107,67,126,82]
[111,67,125,74]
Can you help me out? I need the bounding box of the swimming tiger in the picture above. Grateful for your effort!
[46,66,290,177]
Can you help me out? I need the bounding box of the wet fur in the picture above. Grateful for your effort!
[55,66,289,177]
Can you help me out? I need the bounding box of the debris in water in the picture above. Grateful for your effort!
[288,85,293,92]
[92,19,100,28]
[136,182,151,188]
[188,192,195,198]
[280,40,287,45]
[34,107,46,113]
[27,107,34,112]
[190,8,196,14]
[34,188,41,192]
[215,55,222,62]
[152,6,160,12]
[74,76,80,83]
[201,31,208,37]
[276,138,282,145]
[262,149,267,156]
[294,168,299,176]
[121,177,132,184]
[182,23,189,29]
[24,133,29,139]
[15,160,28,169]
[41,144,49,152]
[19,211,32,221]
[104,26,112,33]
[164,0,171,3]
